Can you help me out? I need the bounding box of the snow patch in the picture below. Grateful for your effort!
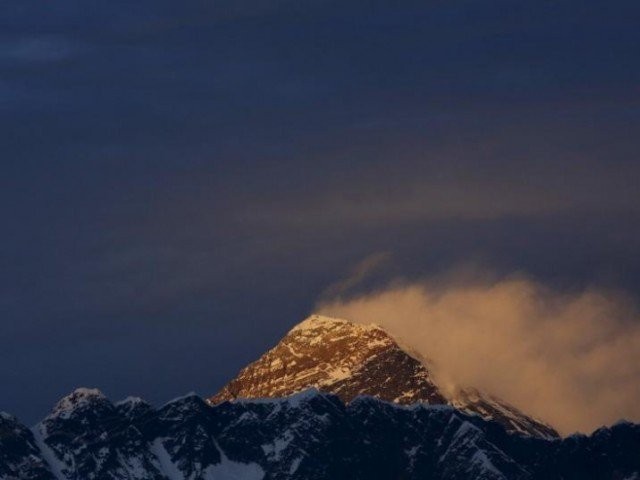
[205,442,264,480]
[289,456,303,474]
[261,430,294,460]
[470,450,505,478]
[150,438,185,480]
[287,388,321,408]
[290,314,383,335]
[31,424,68,480]
[321,367,352,384]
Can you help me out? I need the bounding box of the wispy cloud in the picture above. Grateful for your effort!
[319,251,392,301]
[317,271,640,435]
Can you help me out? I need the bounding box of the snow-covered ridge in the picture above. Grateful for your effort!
[0,411,15,421]
[230,387,324,407]
[449,387,556,439]
[115,396,146,407]
[1,387,637,480]
[159,391,201,408]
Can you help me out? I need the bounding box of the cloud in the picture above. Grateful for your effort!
[318,251,392,301]
[239,144,640,233]
[317,273,640,435]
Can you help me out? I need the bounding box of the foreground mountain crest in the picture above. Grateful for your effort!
[209,314,558,438]
[2,388,639,480]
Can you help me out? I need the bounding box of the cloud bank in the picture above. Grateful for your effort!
[317,275,640,435]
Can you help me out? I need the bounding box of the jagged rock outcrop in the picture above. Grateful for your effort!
[0,412,54,480]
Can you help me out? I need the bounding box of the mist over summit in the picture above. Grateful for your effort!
[210,314,557,438]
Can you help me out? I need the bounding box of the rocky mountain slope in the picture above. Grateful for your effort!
[1,388,639,480]
[210,315,557,438]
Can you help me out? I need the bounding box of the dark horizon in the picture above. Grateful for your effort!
[2,0,640,425]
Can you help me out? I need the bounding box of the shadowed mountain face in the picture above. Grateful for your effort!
[210,315,558,438]
[1,388,639,480]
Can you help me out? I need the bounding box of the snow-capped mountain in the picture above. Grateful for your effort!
[210,315,558,438]
[1,388,639,480]
[2,315,638,479]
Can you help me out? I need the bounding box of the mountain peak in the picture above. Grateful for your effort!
[210,314,558,438]
[40,388,116,430]
[48,388,107,417]
[290,314,384,334]
[210,314,446,408]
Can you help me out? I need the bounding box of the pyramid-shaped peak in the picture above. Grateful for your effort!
[210,314,558,438]
[210,314,444,407]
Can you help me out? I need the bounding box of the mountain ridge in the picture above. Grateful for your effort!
[3,315,638,478]
[1,387,639,480]
[209,314,558,438]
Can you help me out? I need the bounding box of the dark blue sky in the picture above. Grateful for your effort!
[2,0,639,423]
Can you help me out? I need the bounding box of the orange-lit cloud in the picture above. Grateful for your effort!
[317,274,640,435]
